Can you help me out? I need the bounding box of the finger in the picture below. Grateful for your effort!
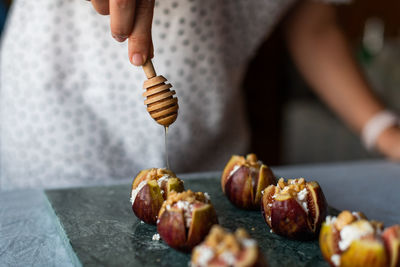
[91,0,110,15]
[110,0,136,42]
[128,0,155,66]
[149,39,154,59]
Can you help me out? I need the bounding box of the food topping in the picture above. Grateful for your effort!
[156,174,171,194]
[274,178,309,213]
[191,226,261,267]
[338,220,375,251]
[162,190,210,228]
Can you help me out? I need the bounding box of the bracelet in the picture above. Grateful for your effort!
[361,110,400,151]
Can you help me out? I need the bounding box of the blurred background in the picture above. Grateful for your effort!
[0,0,9,34]
[1,0,399,166]
[243,0,400,165]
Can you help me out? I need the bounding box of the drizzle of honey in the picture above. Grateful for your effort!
[164,126,170,170]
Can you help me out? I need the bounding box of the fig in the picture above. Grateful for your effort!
[130,168,184,224]
[261,177,327,240]
[319,210,400,267]
[221,154,276,210]
[191,225,268,267]
[157,190,218,252]
[383,225,400,267]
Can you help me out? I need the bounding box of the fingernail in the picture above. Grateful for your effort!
[131,53,145,66]
[112,34,127,42]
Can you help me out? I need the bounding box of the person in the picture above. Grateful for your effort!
[1,0,399,190]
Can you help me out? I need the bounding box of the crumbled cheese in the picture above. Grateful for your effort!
[157,175,170,189]
[204,192,210,201]
[338,222,374,251]
[152,233,160,241]
[325,216,337,225]
[331,254,341,266]
[193,245,214,267]
[297,188,308,201]
[130,180,148,204]
[176,200,194,228]
[241,239,256,248]
[229,165,240,177]
[296,188,308,213]
[220,251,236,266]
[302,202,308,212]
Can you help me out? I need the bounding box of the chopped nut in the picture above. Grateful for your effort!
[273,178,311,199]
[334,210,356,231]
[191,226,263,267]
[220,234,240,254]
[158,190,209,217]
[278,178,285,189]
[235,228,250,239]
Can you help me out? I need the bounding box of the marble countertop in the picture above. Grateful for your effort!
[1,159,399,266]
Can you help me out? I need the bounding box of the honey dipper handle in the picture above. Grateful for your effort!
[142,59,156,79]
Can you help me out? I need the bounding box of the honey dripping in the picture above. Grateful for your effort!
[164,126,170,170]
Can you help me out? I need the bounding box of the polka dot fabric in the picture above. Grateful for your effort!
[0,0,341,189]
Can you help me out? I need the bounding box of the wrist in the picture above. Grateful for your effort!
[375,125,400,158]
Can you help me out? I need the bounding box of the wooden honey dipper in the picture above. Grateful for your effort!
[142,60,178,126]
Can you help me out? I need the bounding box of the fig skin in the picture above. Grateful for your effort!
[157,191,218,252]
[156,207,187,250]
[261,178,328,240]
[191,225,268,267]
[270,195,313,240]
[340,238,388,267]
[132,180,164,224]
[382,225,400,267]
[221,154,276,210]
[130,168,184,225]
[319,222,341,266]
[307,181,328,233]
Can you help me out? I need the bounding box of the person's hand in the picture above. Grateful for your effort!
[89,0,155,66]
[376,126,400,161]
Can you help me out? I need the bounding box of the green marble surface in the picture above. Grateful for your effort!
[46,177,337,267]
